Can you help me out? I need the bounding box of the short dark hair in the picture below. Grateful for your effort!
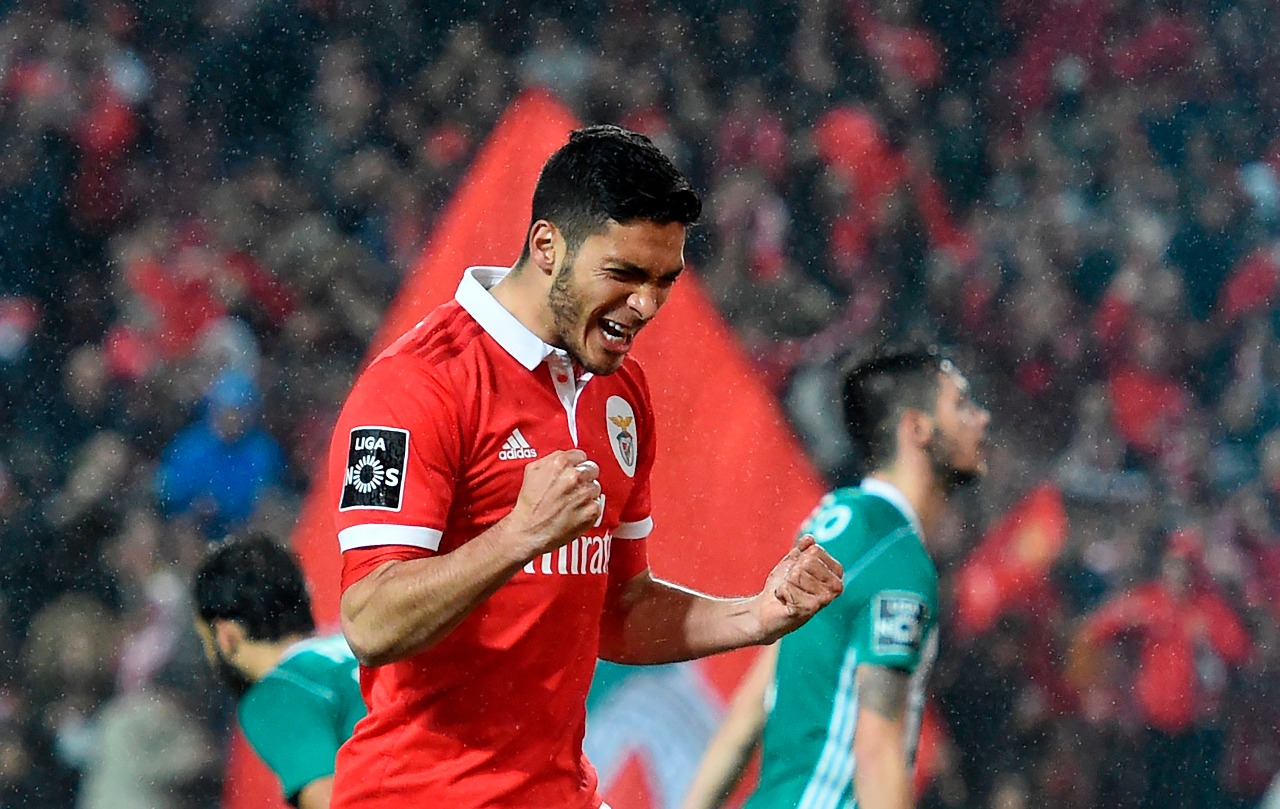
[193,533,315,641]
[520,125,702,262]
[840,347,948,475]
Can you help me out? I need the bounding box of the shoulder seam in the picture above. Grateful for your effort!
[841,524,917,585]
[259,668,343,705]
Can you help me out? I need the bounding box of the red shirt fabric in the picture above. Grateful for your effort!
[1110,12,1198,80]
[1217,248,1280,323]
[328,267,655,809]
[855,19,943,89]
[1106,364,1191,457]
[1084,582,1251,733]
[127,252,226,359]
[991,0,1112,119]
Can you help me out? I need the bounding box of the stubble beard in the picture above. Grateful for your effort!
[213,649,255,699]
[926,428,981,496]
[548,262,615,376]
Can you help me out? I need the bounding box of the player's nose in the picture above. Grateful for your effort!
[627,286,660,321]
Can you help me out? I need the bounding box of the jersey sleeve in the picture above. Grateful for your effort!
[340,545,431,592]
[610,368,657,585]
[329,356,462,561]
[238,676,346,802]
[849,581,933,672]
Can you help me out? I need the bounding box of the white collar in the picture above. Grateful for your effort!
[454,266,587,378]
[859,477,924,538]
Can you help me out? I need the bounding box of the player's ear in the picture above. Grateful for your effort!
[902,409,933,449]
[212,619,247,658]
[528,220,561,277]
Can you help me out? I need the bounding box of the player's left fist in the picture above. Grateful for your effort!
[755,534,843,642]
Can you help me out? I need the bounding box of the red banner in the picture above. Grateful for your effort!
[954,482,1069,638]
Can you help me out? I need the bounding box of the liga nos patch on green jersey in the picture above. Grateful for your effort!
[871,591,929,656]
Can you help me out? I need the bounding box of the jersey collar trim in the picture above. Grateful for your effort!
[859,477,924,538]
[277,637,312,666]
[456,265,561,371]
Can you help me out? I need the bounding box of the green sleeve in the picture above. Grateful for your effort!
[850,584,932,671]
[238,675,344,801]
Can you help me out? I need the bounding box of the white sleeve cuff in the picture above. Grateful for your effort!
[613,517,654,540]
[338,524,443,552]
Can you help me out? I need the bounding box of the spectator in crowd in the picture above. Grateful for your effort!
[75,677,216,809]
[155,370,285,541]
[1074,531,1252,809]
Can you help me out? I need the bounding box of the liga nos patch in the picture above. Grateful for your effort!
[340,427,409,511]
[871,592,927,656]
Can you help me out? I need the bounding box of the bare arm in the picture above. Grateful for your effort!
[296,776,333,809]
[853,664,913,809]
[341,450,602,666]
[680,645,777,809]
[598,536,842,665]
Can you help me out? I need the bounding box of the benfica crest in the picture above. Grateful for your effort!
[606,396,638,477]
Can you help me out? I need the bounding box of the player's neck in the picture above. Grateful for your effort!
[491,261,559,345]
[241,634,312,682]
[868,462,946,541]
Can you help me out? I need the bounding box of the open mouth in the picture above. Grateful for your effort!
[598,317,636,351]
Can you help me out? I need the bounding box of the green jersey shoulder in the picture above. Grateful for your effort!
[238,634,365,803]
[800,484,938,670]
[747,482,940,809]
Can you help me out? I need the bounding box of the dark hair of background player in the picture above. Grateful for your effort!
[840,347,948,477]
[193,532,316,642]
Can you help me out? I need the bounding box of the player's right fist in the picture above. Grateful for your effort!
[508,449,603,558]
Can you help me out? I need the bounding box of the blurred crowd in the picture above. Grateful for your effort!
[0,0,1277,807]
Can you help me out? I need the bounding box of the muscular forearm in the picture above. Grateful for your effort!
[599,573,767,665]
[342,450,605,666]
[341,519,531,666]
[600,537,842,665]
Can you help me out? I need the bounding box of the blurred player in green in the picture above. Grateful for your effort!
[193,533,365,809]
[683,347,990,809]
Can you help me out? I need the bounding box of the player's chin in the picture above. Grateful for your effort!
[583,335,630,374]
[944,460,983,489]
[578,353,625,376]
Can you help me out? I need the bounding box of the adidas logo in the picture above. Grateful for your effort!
[498,429,539,461]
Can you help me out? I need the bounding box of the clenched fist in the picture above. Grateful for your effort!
[505,449,603,560]
[753,534,844,642]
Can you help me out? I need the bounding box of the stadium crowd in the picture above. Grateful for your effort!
[0,0,1277,807]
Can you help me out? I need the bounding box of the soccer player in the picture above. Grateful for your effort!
[326,125,844,809]
[193,533,364,809]
[682,348,990,809]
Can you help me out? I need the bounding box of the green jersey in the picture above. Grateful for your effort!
[747,480,939,809]
[238,634,365,803]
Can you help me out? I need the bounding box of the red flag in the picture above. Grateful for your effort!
[954,483,1068,637]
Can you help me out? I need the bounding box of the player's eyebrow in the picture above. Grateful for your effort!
[606,260,684,282]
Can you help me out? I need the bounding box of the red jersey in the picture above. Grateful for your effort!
[328,267,654,809]
[1083,581,1251,732]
